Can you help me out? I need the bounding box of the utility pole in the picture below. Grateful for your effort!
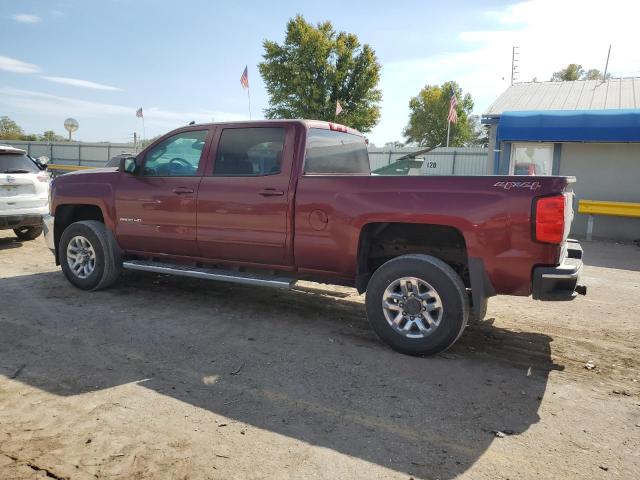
[511,46,519,85]
[603,45,611,82]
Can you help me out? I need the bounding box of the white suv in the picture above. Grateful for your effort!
[0,145,50,240]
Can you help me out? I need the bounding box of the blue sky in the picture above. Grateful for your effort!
[1,0,638,145]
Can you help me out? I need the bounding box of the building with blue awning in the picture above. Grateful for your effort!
[482,78,640,240]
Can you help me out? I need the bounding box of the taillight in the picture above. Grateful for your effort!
[535,195,565,244]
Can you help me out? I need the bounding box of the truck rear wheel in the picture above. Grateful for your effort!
[365,254,469,356]
[59,220,122,291]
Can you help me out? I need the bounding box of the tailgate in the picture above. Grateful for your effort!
[0,175,36,197]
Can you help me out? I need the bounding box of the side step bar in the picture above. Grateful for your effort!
[122,260,295,289]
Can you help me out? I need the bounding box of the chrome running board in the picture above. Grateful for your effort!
[122,260,295,289]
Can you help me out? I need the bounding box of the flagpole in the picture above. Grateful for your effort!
[247,87,252,120]
[141,116,146,142]
[446,120,451,147]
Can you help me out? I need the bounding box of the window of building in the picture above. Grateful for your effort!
[510,143,554,175]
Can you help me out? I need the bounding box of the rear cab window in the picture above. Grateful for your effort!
[0,153,40,174]
[304,128,370,175]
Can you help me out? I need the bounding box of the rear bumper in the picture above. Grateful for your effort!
[532,240,587,300]
[0,214,43,230]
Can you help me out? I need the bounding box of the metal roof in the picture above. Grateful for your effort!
[484,78,640,116]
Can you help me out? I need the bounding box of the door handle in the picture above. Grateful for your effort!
[259,188,285,197]
[172,187,194,195]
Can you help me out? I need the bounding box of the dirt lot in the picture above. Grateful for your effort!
[1,231,639,480]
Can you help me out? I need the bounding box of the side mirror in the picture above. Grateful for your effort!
[120,156,138,174]
[37,155,50,165]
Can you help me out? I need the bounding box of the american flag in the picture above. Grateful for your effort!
[240,66,249,89]
[136,107,143,118]
[447,87,458,124]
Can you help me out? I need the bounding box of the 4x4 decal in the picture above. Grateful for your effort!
[493,181,542,191]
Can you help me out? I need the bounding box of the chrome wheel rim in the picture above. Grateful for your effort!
[66,235,96,279]
[382,277,443,339]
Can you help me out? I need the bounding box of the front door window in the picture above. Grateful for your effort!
[143,130,207,177]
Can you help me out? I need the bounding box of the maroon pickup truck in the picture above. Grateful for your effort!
[43,120,585,355]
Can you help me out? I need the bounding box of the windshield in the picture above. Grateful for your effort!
[0,153,40,174]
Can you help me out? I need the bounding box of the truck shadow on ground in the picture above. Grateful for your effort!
[0,236,23,251]
[0,270,562,479]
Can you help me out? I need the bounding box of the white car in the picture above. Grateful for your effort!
[0,145,50,240]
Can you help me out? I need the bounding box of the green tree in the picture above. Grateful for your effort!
[40,130,65,142]
[584,68,611,81]
[551,64,611,81]
[0,116,25,140]
[551,63,584,81]
[467,115,489,147]
[259,15,382,132]
[403,81,474,147]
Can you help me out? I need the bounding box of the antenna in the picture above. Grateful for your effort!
[603,44,611,81]
[511,46,520,85]
[63,118,79,141]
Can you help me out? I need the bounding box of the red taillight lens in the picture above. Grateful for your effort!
[535,195,565,244]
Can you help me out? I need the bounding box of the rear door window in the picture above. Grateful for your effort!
[304,128,370,174]
[213,127,286,176]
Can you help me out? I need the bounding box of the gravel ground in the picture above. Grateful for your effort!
[0,230,639,479]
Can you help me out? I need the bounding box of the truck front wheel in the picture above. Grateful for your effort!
[59,220,122,291]
[365,254,469,356]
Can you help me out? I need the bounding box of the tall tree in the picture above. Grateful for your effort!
[403,81,474,148]
[259,15,382,132]
[0,116,25,140]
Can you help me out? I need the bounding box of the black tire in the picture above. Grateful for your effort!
[365,254,469,356]
[59,220,122,291]
[14,225,43,241]
[468,294,488,325]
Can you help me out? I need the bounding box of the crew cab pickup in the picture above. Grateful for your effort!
[44,120,585,355]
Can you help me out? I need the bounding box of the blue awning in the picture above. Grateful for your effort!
[497,109,640,143]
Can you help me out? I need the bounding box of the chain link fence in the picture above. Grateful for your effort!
[3,140,488,175]
[2,140,136,168]
[369,147,489,175]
